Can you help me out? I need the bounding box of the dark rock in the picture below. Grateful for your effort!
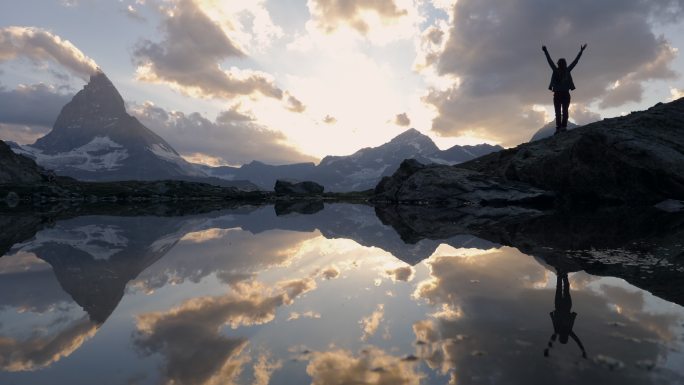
[461,99,684,203]
[274,180,324,195]
[0,140,46,184]
[374,159,553,206]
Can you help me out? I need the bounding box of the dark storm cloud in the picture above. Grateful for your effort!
[131,102,317,166]
[132,0,284,100]
[426,0,682,145]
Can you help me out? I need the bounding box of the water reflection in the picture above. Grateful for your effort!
[0,203,683,384]
[544,271,586,358]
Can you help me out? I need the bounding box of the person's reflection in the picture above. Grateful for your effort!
[544,271,587,358]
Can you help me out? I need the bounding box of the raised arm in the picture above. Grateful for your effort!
[542,46,556,70]
[568,44,587,71]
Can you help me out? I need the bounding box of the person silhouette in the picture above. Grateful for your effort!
[542,44,587,134]
[544,270,587,358]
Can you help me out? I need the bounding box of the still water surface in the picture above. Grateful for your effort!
[1,204,683,384]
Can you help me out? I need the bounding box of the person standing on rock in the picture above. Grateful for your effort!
[542,44,587,134]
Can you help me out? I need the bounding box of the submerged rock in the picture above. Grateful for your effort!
[374,159,553,206]
[461,99,684,203]
[274,179,324,195]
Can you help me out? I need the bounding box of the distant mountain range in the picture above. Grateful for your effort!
[202,129,502,191]
[7,71,502,192]
[8,72,257,190]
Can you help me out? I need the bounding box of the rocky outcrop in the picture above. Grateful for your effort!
[274,180,324,195]
[0,140,48,184]
[374,159,553,206]
[461,99,684,203]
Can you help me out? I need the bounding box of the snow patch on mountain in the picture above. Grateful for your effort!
[147,143,205,177]
[16,224,129,261]
[13,136,129,172]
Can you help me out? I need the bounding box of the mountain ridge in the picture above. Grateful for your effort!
[203,128,502,191]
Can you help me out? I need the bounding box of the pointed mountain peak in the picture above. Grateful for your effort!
[395,128,423,138]
[389,128,436,148]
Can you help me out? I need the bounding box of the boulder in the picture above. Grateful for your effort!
[461,99,684,203]
[374,159,553,206]
[274,179,324,195]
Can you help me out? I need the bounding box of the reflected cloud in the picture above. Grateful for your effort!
[320,265,340,280]
[410,250,684,384]
[134,278,315,385]
[0,317,97,372]
[385,265,414,282]
[133,230,315,292]
[306,347,423,385]
[360,304,385,341]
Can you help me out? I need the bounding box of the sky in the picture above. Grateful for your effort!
[1,0,684,167]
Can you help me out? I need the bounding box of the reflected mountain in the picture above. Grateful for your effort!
[0,204,493,328]
[376,204,684,305]
[5,214,221,323]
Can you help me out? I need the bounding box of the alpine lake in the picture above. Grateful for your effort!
[1,202,683,385]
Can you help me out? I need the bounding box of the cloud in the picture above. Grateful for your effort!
[671,87,684,100]
[0,83,72,129]
[123,4,146,22]
[360,304,385,341]
[385,266,414,282]
[320,265,340,280]
[0,318,97,372]
[286,93,307,113]
[132,0,283,100]
[308,0,408,35]
[570,104,602,125]
[0,26,98,80]
[287,311,322,321]
[131,229,315,293]
[131,102,317,166]
[303,0,421,44]
[322,115,337,124]
[424,0,683,145]
[394,113,411,127]
[134,278,315,385]
[306,347,423,385]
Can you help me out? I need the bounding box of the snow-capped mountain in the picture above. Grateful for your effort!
[529,121,580,142]
[10,71,256,190]
[203,128,503,191]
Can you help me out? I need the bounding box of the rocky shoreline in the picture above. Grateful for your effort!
[375,98,684,207]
